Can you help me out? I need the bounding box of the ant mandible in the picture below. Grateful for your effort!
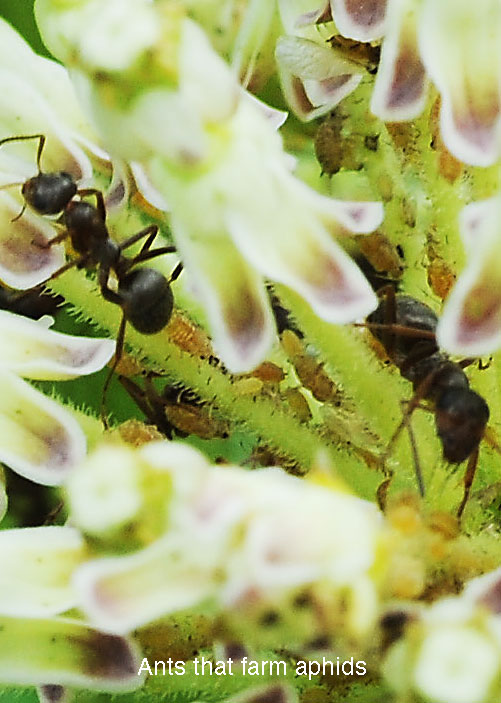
[0,133,182,425]
[365,285,490,517]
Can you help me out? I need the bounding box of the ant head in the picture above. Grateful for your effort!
[119,268,174,334]
[435,387,490,463]
[21,171,77,216]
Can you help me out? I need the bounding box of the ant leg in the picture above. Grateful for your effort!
[119,225,159,253]
[118,375,154,420]
[36,230,69,249]
[101,314,127,429]
[77,188,106,222]
[98,265,122,305]
[457,447,479,518]
[458,357,492,371]
[402,408,425,497]
[143,374,176,437]
[120,373,175,436]
[0,134,46,172]
[13,255,87,303]
[168,262,183,284]
[380,371,437,493]
[117,224,177,265]
[131,246,178,266]
[120,224,176,260]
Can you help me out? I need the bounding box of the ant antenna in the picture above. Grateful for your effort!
[0,134,46,172]
[10,203,26,223]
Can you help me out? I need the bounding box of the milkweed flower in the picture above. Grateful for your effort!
[436,197,501,356]
[66,441,384,641]
[288,0,501,167]
[383,568,501,703]
[0,310,114,486]
[275,0,365,122]
[0,526,144,692]
[0,615,144,692]
[0,16,112,288]
[34,0,384,372]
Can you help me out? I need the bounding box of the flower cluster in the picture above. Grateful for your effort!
[67,441,384,645]
[0,2,501,703]
[383,569,501,703]
[34,0,385,373]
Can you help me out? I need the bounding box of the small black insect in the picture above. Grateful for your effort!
[366,285,490,516]
[0,134,182,425]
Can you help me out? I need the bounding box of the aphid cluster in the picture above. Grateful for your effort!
[0,133,182,420]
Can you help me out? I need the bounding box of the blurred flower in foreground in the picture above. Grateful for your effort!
[0,310,114,486]
[0,615,144,692]
[0,526,144,691]
[291,0,501,166]
[35,0,384,372]
[437,197,501,355]
[66,441,383,641]
[383,568,501,703]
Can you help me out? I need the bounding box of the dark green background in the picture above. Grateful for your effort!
[0,0,50,55]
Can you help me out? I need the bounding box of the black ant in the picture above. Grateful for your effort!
[0,134,182,425]
[365,285,491,517]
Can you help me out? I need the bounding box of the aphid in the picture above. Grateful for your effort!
[120,375,229,440]
[359,232,404,279]
[327,35,381,75]
[314,113,361,176]
[0,134,182,424]
[281,329,339,403]
[366,286,490,516]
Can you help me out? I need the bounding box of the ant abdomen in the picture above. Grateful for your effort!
[120,268,174,334]
[435,388,489,463]
[22,171,77,215]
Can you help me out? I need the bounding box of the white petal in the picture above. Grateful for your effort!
[0,371,86,485]
[0,527,84,617]
[0,310,115,380]
[330,0,387,41]
[0,191,65,289]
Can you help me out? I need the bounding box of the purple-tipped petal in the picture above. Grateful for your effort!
[330,0,388,41]
[0,616,145,691]
[0,371,86,485]
[276,36,363,121]
[226,172,382,324]
[371,0,427,121]
[419,0,501,166]
[437,197,501,355]
[38,684,70,703]
[171,220,276,373]
[0,310,115,380]
[0,192,65,289]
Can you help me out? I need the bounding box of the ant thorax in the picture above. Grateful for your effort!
[367,294,439,370]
